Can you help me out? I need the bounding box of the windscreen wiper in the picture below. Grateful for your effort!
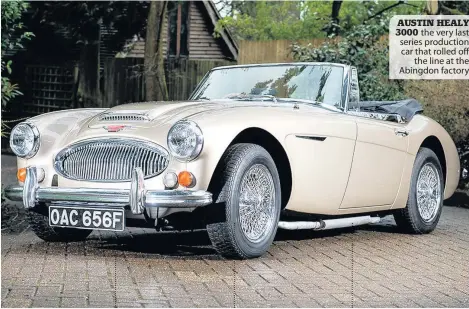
[277,98,343,112]
[195,96,211,101]
[225,94,278,103]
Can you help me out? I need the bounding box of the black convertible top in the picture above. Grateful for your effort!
[357,99,423,122]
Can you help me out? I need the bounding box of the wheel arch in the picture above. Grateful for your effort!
[420,135,447,183]
[207,127,292,209]
[406,115,460,200]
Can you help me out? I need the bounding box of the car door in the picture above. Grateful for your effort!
[340,117,409,208]
[284,64,357,215]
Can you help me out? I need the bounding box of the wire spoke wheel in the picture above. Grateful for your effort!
[206,143,281,258]
[416,162,441,223]
[238,164,276,243]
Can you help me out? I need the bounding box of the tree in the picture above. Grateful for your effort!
[215,1,327,41]
[216,1,424,41]
[292,14,405,101]
[29,2,149,52]
[28,1,149,106]
[426,0,469,14]
[1,1,33,107]
[1,0,34,136]
[324,0,343,36]
[144,1,168,101]
[29,1,170,103]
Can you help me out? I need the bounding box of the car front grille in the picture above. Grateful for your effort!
[54,138,169,182]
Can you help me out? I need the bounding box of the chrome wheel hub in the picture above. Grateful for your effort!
[238,164,276,243]
[416,163,441,222]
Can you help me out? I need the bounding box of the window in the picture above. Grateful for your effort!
[168,1,189,57]
[288,65,344,108]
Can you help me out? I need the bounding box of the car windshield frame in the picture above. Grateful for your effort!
[189,63,350,112]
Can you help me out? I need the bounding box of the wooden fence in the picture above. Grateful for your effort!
[238,38,335,64]
[1,58,232,150]
[166,58,233,101]
[102,58,233,107]
[5,58,233,117]
[238,36,390,64]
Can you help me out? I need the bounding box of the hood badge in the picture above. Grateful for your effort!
[104,125,128,132]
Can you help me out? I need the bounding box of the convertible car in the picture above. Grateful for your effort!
[5,63,461,259]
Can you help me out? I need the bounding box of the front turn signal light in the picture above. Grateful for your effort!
[17,167,45,183]
[17,168,27,182]
[178,171,195,188]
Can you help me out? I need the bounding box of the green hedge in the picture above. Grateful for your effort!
[292,18,468,190]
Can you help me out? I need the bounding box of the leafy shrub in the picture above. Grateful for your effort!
[406,80,469,145]
[406,80,469,191]
[292,16,405,101]
[292,18,469,190]
[1,1,33,138]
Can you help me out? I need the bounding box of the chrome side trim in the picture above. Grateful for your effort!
[295,135,327,141]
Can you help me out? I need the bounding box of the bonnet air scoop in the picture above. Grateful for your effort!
[97,111,150,122]
[88,101,229,129]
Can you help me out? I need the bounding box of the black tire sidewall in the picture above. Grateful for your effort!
[226,146,281,258]
[407,148,444,232]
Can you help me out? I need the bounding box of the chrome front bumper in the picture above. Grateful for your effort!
[4,166,213,215]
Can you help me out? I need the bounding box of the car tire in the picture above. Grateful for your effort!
[393,147,444,234]
[28,208,92,242]
[206,143,281,259]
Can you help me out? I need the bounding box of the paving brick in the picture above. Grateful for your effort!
[31,296,61,307]
[2,206,469,307]
[59,297,88,308]
[1,297,33,308]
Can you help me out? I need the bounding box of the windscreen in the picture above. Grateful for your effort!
[190,64,345,108]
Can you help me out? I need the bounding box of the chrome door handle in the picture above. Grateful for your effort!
[395,129,409,136]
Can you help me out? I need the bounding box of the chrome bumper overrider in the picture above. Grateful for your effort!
[4,166,213,215]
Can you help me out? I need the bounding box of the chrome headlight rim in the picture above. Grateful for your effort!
[167,120,204,162]
[9,122,40,159]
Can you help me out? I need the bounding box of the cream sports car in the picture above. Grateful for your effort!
[5,63,461,259]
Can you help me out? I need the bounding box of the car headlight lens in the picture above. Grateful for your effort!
[167,120,204,161]
[9,122,40,158]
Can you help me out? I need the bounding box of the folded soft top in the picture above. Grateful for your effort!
[357,99,423,122]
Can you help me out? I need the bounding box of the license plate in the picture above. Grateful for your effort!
[49,206,125,231]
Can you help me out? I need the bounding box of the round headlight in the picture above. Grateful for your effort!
[167,120,204,161]
[9,122,40,158]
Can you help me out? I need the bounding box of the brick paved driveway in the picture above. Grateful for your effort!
[2,154,469,307]
[2,204,469,308]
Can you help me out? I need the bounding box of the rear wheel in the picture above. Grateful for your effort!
[28,208,92,242]
[206,143,281,259]
[394,147,444,234]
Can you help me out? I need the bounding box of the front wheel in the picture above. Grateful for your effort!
[207,143,281,259]
[394,147,444,234]
[28,208,92,242]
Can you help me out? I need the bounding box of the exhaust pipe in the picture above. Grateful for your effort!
[278,215,380,231]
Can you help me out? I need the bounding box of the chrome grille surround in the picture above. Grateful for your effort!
[54,138,169,182]
[98,113,149,122]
